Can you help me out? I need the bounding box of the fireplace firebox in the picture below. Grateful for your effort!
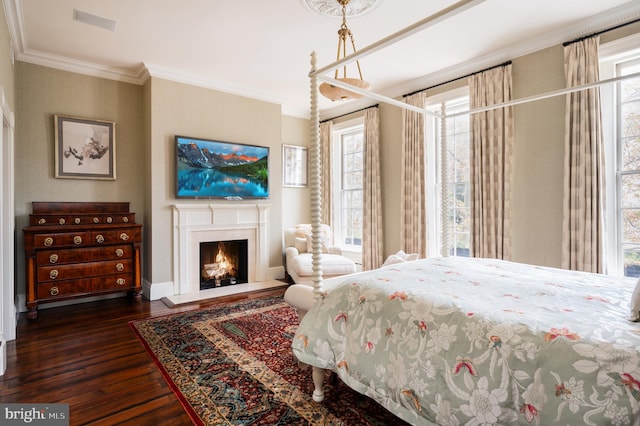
[200,239,248,289]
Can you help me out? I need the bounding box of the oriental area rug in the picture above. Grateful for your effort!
[129,295,406,425]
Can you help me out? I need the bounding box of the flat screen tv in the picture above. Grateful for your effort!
[176,135,269,199]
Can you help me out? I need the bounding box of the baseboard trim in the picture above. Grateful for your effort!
[0,339,7,376]
[143,279,174,301]
[269,266,285,281]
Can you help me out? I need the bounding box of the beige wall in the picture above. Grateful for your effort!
[14,63,144,296]
[146,78,284,285]
[379,103,403,255]
[511,46,566,267]
[281,115,311,229]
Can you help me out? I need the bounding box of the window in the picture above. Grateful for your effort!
[617,59,640,277]
[331,119,364,256]
[425,89,471,257]
[601,35,640,277]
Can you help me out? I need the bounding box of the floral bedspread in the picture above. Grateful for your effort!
[291,257,640,425]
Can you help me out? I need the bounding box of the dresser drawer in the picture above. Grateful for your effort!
[30,215,74,226]
[89,228,141,245]
[33,231,89,249]
[36,245,132,266]
[37,259,133,283]
[37,274,134,300]
[30,213,136,227]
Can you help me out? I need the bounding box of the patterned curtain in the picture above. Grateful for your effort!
[363,107,384,270]
[401,92,427,257]
[319,121,333,227]
[561,36,604,273]
[469,64,514,260]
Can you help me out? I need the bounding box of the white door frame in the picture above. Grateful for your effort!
[0,87,16,375]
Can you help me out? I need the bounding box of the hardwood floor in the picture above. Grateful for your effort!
[0,287,287,425]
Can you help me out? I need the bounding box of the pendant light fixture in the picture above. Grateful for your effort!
[319,0,372,101]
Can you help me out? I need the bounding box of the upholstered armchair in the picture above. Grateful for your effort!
[284,224,356,285]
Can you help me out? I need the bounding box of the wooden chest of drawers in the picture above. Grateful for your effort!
[23,202,142,319]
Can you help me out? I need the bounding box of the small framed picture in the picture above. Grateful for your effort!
[282,144,308,187]
[54,115,116,180]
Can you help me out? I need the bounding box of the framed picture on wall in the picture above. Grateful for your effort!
[282,144,307,187]
[54,115,116,180]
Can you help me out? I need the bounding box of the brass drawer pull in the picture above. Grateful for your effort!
[49,254,58,264]
[119,233,129,241]
[115,249,124,257]
[38,218,46,225]
[74,217,81,224]
[49,270,58,279]
[116,263,124,272]
[73,235,83,245]
[107,216,113,223]
[95,234,105,244]
[123,217,129,223]
[44,237,53,247]
[93,217,99,223]
[58,218,66,225]
[50,286,59,296]
[116,278,126,286]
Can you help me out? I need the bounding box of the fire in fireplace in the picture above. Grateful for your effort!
[200,239,248,289]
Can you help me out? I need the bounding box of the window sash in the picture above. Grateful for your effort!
[602,39,640,277]
[425,94,471,257]
[617,58,640,277]
[331,120,364,253]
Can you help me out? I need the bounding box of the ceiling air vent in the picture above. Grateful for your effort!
[73,9,117,32]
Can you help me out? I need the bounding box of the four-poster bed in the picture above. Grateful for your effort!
[284,0,640,424]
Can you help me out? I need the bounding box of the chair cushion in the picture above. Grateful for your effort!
[294,237,307,253]
[305,233,331,253]
[289,253,356,277]
[295,224,332,242]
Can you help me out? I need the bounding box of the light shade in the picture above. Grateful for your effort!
[319,0,372,102]
[319,78,372,101]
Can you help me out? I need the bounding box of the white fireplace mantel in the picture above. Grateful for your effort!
[172,203,270,296]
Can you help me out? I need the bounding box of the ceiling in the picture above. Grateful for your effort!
[5,0,640,119]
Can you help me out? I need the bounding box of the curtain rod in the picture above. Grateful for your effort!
[320,104,379,123]
[402,60,512,98]
[563,17,640,46]
[443,70,640,119]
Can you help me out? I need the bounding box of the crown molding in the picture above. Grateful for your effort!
[16,48,144,85]
[281,104,311,119]
[142,63,287,105]
[13,49,303,116]
[3,0,23,60]
[11,51,294,115]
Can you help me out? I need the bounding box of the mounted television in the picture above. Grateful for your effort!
[176,135,269,199]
